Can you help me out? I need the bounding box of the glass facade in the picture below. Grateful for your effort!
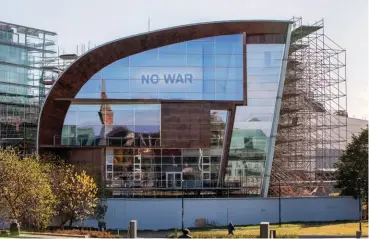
[0,33,34,104]
[76,34,243,101]
[104,110,227,189]
[61,34,286,195]
[0,23,55,154]
[62,104,161,146]
[226,44,285,195]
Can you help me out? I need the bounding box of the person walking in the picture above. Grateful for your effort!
[227,221,235,236]
[179,228,192,238]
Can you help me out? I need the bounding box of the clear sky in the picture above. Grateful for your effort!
[2,0,368,119]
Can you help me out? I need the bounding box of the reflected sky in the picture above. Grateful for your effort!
[75,34,243,101]
[63,38,285,146]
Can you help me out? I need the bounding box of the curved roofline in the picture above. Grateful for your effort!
[69,19,292,66]
[37,20,291,148]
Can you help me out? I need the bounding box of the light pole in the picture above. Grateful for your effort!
[279,179,281,227]
[182,179,184,231]
[357,177,362,233]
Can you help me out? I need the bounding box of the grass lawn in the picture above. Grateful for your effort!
[166,221,368,238]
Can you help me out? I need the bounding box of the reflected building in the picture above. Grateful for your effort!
[38,19,348,197]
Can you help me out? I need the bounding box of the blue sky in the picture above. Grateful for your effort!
[2,0,367,119]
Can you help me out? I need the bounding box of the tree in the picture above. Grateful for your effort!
[40,152,99,227]
[0,148,56,229]
[335,127,368,202]
[54,166,98,226]
[93,182,108,230]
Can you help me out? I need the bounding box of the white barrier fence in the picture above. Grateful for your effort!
[80,196,359,230]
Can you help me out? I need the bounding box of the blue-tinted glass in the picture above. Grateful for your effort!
[215,80,242,94]
[158,92,187,100]
[203,81,215,93]
[101,65,129,79]
[187,41,214,54]
[248,90,278,99]
[190,36,214,42]
[215,34,243,42]
[203,54,216,67]
[203,93,215,100]
[248,99,277,106]
[114,110,134,125]
[105,80,129,93]
[215,67,242,80]
[185,93,203,100]
[75,92,100,98]
[247,66,281,76]
[203,69,215,80]
[109,58,129,67]
[215,42,242,54]
[215,55,242,67]
[248,82,278,91]
[226,43,286,194]
[159,42,187,54]
[90,72,101,80]
[62,104,161,146]
[108,93,130,99]
[79,80,100,93]
[135,110,160,125]
[129,52,158,66]
[74,34,243,101]
[248,75,280,82]
[64,111,76,125]
[130,92,159,99]
[186,54,203,67]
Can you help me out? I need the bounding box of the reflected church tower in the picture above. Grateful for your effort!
[98,79,114,143]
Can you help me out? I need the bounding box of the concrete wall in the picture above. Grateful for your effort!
[82,196,359,230]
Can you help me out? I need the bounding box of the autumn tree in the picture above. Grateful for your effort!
[40,152,99,226]
[335,127,368,202]
[53,166,98,226]
[0,148,56,229]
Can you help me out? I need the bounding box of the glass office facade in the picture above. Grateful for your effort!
[61,35,286,195]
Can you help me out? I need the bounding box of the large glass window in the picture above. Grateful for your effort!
[61,104,161,146]
[75,34,243,101]
[105,148,221,189]
[226,44,285,195]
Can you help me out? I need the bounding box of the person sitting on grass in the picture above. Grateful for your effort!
[227,221,235,236]
[179,228,192,238]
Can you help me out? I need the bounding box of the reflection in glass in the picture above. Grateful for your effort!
[61,104,161,147]
[105,148,222,189]
[74,34,244,101]
[225,43,285,195]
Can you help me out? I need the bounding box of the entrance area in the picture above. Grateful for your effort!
[166,172,182,189]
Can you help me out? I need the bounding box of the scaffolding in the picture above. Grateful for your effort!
[269,17,347,196]
[0,21,80,155]
[0,21,56,154]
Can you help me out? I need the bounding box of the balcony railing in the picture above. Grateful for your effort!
[53,135,160,147]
